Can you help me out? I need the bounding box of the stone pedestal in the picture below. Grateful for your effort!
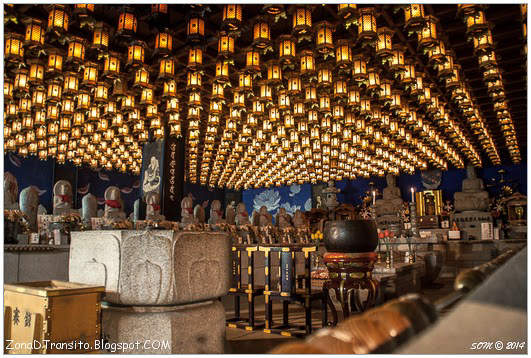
[102,300,225,354]
[69,230,231,305]
[452,211,493,240]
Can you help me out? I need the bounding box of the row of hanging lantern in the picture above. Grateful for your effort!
[459,5,521,164]
[184,4,482,189]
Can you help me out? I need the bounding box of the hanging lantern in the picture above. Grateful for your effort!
[266,60,282,84]
[418,15,438,48]
[279,35,296,63]
[82,62,98,86]
[338,4,357,19]
[473,28,493,53]
[63,72,79,94]
[47,4,69,32]
[77,90,91,110]
[67,36,86,62]
[159,57,175,78]
[317,64,333,87]
[463,8,487,34]
[333,78,348,98]
[358,7,377,41]
[404,4,425,29]
[146,104,158,118]
[478,51,497,69]
[428,40,446,63]
[140,86,153,105]
[305,85,317,104]
[287,73,301,95]
[376,27,394,57]
[238,72,253,92]
[222,5,242,30]
[245,48,261,73]
[103,52,121,77]
[155,31,173,53]
[24,18,45,46]
[4,79,13,101]
[402,62,416,83]
[134,66,150,87]
[94,82,109,102]
[47,104,60,121]
[390,45,406,71]
[335,39,352,68]
[117,7,137,34]
[352,55,367,81]
[253,20,271,48]
[31,88,46,108]
[292,6,312,34]
[367,68,380,89]
[87,106,99,121]
[187,71,202,90]
[13,69,29,93]
[215,61,230,82]
[18,97,32,114]
[5,33,24,62]
[188,46,203,69]
[93,22,109,49]
[217,32,235,56]
[315,21,334,54]
[299,49,315,76]
[127,41,145,65]
[348,86,360,107]
[47,48,64,73]
[187,17,205,41]
[28,61,45,84]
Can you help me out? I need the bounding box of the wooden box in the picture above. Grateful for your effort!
[4,280,104,354]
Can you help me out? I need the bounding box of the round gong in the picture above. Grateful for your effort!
[323,220,378,253]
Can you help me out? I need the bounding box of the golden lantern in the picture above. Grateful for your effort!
[24,18,45,46]
[252,98,264,113]
[335,39,352,68]
[4,79,13,101]
[18,97,32,114]
[266,60,282,83]
[74,4,95,15]
[73,112,85,127]
[47,48,64,73]
[103,52,121,77]
[127,41,145,65]
[63,72,79,94]
[238,72,253,92]
[390,45,405,71]
[319,95,331,112]
[473,29,493,52]
[222,4,242,30]
[82,62,98,86]
[121,93,135,112]
[317,65,333,87]
[360,97,371,115]
[159,57,175,78]
[212,82,225,100]
[463,9,487,34]
[215,61,230,82]
[151,4,168,15]
[188,47,203,69]
[187,17,205,41]
[292,6,312,34]
[68,36,86,62]
[31,88,46,108]
[348,86,360,107]
[376,27,394,57]
[166,97,179,113]
[278,89,291,110]
[189,91,202,107]
[404,4,425,28]
[352,55,367,81]
[28,61,45,84]
[403,62,416,83]
[87,106,99,121]
[46,104,60,121]
[59,116,71,131]
[428,40,446,63]
[134,66,150,87]
[367,68,380,89]
[47,80,63,101]
[299,49,315,75]
[305,85,317,104]
[117,8,137,33]
[418,15,438,48]
[47,4,69,32]
[338,4,357,19]
[5,33,24,62]
[293,100,305,116]
[139,86,153,104]
[146,104,158,118]
[94,82,109,103]
[155,31,173,53]
[187,71,202,89]
[287,73,301,95]
[358,7,377,41]
[253,21,271,48]
[478,51,496,69]
[315,21,334,53]
[279,35,296,63]
[6,103,17,118]
[77,90,91,110]
[93,22,109,49]
[333,78,348,98]
[245,49,260,72]
[218,32,235,56]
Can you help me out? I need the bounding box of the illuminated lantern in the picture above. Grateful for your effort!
[77,90,91,110]
[47,48,63,73]
[376,27,394,57]
[287,73,301,95]
[155,31,172,53]
[93,22,109,49]
[103,52,121,77]
[47,4,69,32]
[4,79,13,101]
[315,21,334,53]
[74,4,95,15]
[463,9,487,34]
[159,57,175,78]
[151,4,168,15]
[358,7,377,41]
[83,62,98,86]
[299,49,315,76]
[188,47,203,69]
[352,55,367,81]
[31,88,46,108]
[473,29,493,53]
[117,8,137,34]
[215,61,229,82]
[335,39,352,68]
[127,41,145,65]
[24,18,45,46]
[245,49,260,72]
[292,6,312,34]
[318,64,333,87]
[187,17,205,41]
[47,104,59,121]
[218,32,235,56]
[73,112,85,127]
[404,4,425,28]
[140,86,153,104]
[67,36,86,62]
[47,80,62,101]
[403,62,416,83]
[338,4,357,19]
[334,78,348,98]
[266,60,282,84]
[428,40,446,63]
[348,86,360,107]
[478,51,497,69]
[278,89,291,110]
[94,82,109,102]
[418,15,438,48]
[18,97,32,114]
[238,72,253,91]
[319,95,331,112]
[211,82,225,100]
[305,85,317,104]
[253,21,271,48]
[5,33,24,62]
[28,61,45,84]
[187,72,202,89]
[222,5,242,30]
[87,106,99,121]
[134,66,149,87]
[279,35,296,63]
[63,72,79,94]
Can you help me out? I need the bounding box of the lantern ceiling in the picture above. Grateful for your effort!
[4,4,526,186]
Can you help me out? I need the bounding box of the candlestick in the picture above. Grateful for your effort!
[372,190,376,206]
[410,187,415,203]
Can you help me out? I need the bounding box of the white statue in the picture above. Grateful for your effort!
[81,193,97,225]
[235,202,251,226]
[454,165,490,212]
[142,156,161,194]
[181,194,196,224]
[53,180,73,215]
[104,186,126,219]
[4,172,19,210]
[253,205,273,227]
[20,186,39,232]
[225,201,236,225]
[276,207,293,229]
[374,174,404,217]
[146,192,164,221]
[194,200,208,224]
[208,200,225,225]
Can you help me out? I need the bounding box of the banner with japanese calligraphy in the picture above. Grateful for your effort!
[162,136,185,221]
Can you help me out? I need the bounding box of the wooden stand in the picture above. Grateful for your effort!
[259,244,326,337]
[226,244,264,331]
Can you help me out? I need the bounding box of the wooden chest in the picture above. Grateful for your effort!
[4,280,104,354]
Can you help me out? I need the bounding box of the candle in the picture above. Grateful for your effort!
[411,187,415,202]
[372,190,376,205]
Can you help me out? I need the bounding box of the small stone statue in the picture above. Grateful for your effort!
[235,202,251,226]
[20,186,39,232]
[53,180,73,216]
[293,209,308,229]
[104,186,126,220]
[323,180,340,211]
[454,165,489,212]
[225,201,236,225]
[374,174,404,217]
[276,207,293,229]
[194,200,208,224]
[208,200,225,225]
[81,193,97,226]
[4,172,19,210]
[253,206,273,227]
[180,194,196,224]
[146,192,165,221]
[133,199,140,221]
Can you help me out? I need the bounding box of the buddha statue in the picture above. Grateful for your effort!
[53,180,73,216]
[235,202,251,226]
[194,201,208,224]
[454,165,489,212]
[225,201,236,225]
[180,194,196,224]
[20,186,39,232]
[81,193,97,226]
[104,186,126,220]
[208,200,225,225]
[276,207,293,229]
[374,174,404,217]
[146,192,164,221]
[252,205,273,227]
[4,172,19,210]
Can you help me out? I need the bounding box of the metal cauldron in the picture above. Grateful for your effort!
[323,220,378,253]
